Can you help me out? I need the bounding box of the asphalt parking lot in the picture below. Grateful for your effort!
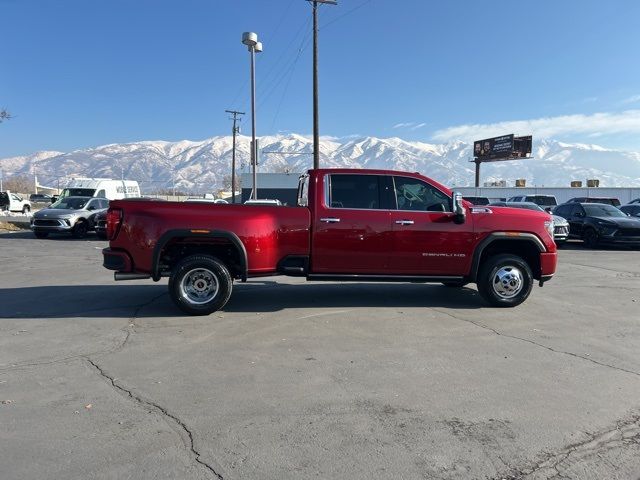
[1,231,639,480]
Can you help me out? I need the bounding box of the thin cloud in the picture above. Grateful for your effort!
[393,122,415,129]
[621,94,640,105]
[410,122,428,131]
[431,110,640,142]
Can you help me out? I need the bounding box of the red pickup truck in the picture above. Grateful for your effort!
[103,169,557,314]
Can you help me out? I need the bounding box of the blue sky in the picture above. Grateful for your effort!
[2,0,640,157]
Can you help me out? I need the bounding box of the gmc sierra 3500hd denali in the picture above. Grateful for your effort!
[102,169,557,315]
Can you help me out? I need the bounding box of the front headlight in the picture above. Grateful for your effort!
[544,219,554,239]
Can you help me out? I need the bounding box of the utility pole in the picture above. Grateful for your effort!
[308,0,337,169]
[225,109,245,204]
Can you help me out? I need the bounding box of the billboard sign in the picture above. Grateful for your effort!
[473,134,514,160]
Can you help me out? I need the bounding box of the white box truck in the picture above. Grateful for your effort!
[56,178,141,201]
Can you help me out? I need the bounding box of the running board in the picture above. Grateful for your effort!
[306,274,464,283]
[114,273,151,281]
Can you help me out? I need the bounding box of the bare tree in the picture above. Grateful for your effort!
[0,109,12,123]
[3,175,32,193]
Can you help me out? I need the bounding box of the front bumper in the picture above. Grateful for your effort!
[31,218,74,232]
[540,252,558,279]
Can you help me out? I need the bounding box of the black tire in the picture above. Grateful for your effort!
[96,231,107,240]
[476,254,533,307]
[583,228,599,248]
[34,231,48,239]
[442,281,469,288]
[22,205,30,214]
[72,221,88,239]
[169,255,233,316]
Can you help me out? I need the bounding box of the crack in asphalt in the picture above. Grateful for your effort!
[0,292,167,371]
[433,308,640,379]
[85,358,224,479]
[495,414,640,479]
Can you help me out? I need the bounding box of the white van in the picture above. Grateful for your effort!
[57,178,141,201]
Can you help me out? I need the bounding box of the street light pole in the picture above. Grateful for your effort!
[242,32,263,200]
[309,0,337,169]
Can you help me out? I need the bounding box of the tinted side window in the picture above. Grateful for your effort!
[554,205,571,217]
[570,205,585,216]
[329,175,380,209]
[393,176,451,212]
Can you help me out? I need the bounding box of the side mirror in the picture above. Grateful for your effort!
[452,192,466,224]
[575,212,584,218]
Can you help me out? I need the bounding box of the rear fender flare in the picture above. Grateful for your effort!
[151,229,248,282]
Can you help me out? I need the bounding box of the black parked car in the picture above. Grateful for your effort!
[553,203,640,248]
[566,197,621,207]
[94,209,107,239]
[29,193,53,203]
[620,204,640,218]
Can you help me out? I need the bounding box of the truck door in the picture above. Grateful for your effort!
[311,174,391,273]
[388,175,474,275]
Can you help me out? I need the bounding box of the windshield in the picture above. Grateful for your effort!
[59,188,95,200]
[50,197,90,210]
[583,204,626,218]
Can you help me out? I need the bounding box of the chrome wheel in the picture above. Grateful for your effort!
[180,268,219,305]
[491,266,523,299]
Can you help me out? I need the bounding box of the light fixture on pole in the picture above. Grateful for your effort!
[242,32,263,200]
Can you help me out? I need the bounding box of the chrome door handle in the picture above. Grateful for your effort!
[320,217,341,223]
[395,220,414,225]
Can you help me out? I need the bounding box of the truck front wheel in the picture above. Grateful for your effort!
[169,255,233,316]
[477,254,533,307]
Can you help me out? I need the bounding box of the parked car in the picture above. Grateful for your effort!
[489,201,569,244]
[553,202,640,248]
[628,198,640,204]
[463,196,490,206]
[29,193,53,204]
[30,196,109,238]
[94,210,108,239]
[620,204,640,218]
[0,191,31,213]
[507,195,558,210]
[102,168,558,314]
[565,197,621,207]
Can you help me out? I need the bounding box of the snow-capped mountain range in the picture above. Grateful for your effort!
[2,135,640,192]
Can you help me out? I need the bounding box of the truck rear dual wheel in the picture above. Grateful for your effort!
[169,255,233,316]
[477,254,533,307]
